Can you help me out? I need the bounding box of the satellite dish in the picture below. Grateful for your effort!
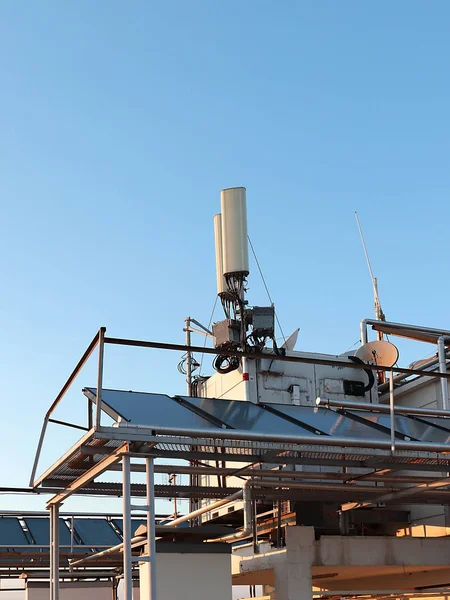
[355,340,399,367]
[281,328,300,351]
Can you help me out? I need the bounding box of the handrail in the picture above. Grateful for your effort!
[103,336,450,379]
[32,329,450,488]
[29,328,104,487]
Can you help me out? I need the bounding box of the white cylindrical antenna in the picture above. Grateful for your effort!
[213,213,227,295]
[221,187,249,276]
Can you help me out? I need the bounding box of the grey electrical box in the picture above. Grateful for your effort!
[252,306,275,337]
[213,319,241,349]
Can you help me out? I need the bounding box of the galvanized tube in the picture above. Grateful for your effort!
[95,327,105,430]
[54,507,60,600]
[146,457,157,600]
[50,504,60,600]
[438,336,449,410]
[389,371,395,454]
[169,490,243,527]
[185,318,192,397]
[113,422,450,454]
[122,455,133,600]
[208,481,252,543]
[316,396,450,418]
[49,506,53,600]
[360,319,369,345]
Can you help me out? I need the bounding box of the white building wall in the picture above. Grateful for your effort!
[26,582,114,600]
[139,552,231,600]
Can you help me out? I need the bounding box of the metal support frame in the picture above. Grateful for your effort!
[31,328,450,491]
[49,503,60,600]
[122,455,133,600]
[389,370,395,454]
[95,327,105,430]
[30,327,105,487]
[316,396,450,418]
[341,473,450,512]
[146,457,157,600]
[438,336,450,410]
[122,455,157,600]
[185,317,192,396]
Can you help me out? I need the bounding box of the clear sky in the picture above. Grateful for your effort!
[0,1,450,514]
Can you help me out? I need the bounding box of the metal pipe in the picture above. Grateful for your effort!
[71,487,246,567]
[389,370,395,454]
[50,504,60,600]
[242,357,250,402]
[438,336,449,410]
[113,422,450,454]
[122,455,133,600]
[378,351,450,393]
[316,396,450,418]
[54,507,60,600]
[49,505,54,600]
[185,317,192,396]
[360,319,369,345]
[208,481,252,542]
[169,490,243,527]
[95,327,105,430]
[363,318,450,338]
[146,457,156,600]
[69,535,146,567]
[70,515,74,557]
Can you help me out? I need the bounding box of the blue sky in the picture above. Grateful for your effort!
[0,1,449,512]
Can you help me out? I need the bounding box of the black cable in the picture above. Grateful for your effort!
[213,354,240,374]
[348,355,375,392]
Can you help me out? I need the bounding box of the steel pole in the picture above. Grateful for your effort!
[146,457,157,600]
[438,336,449,410]
[95,327,106,430]
[389,370,395,454]
[49,506,53,600]
[185,318,192,396]
[122,455,133,600]
[50,504,60,600]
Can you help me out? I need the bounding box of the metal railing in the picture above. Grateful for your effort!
[30,324,450,487]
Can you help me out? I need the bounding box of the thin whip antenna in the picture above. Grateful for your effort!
[248,235,286,345]
[355,212,385,328]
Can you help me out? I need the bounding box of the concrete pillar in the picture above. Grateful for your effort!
[272,527,315,600]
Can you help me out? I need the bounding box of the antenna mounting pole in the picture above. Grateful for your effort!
[355,212,385,340]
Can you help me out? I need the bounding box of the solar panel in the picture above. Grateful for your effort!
[0,518,29,551]
[265,404,391,439]
[345,409,450,443]
[73,519,122,548]
[84,388,220,430]
[178,396,317,436]
[411,415,450,433]
[25,517,73,549]
[112,519,146,537]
